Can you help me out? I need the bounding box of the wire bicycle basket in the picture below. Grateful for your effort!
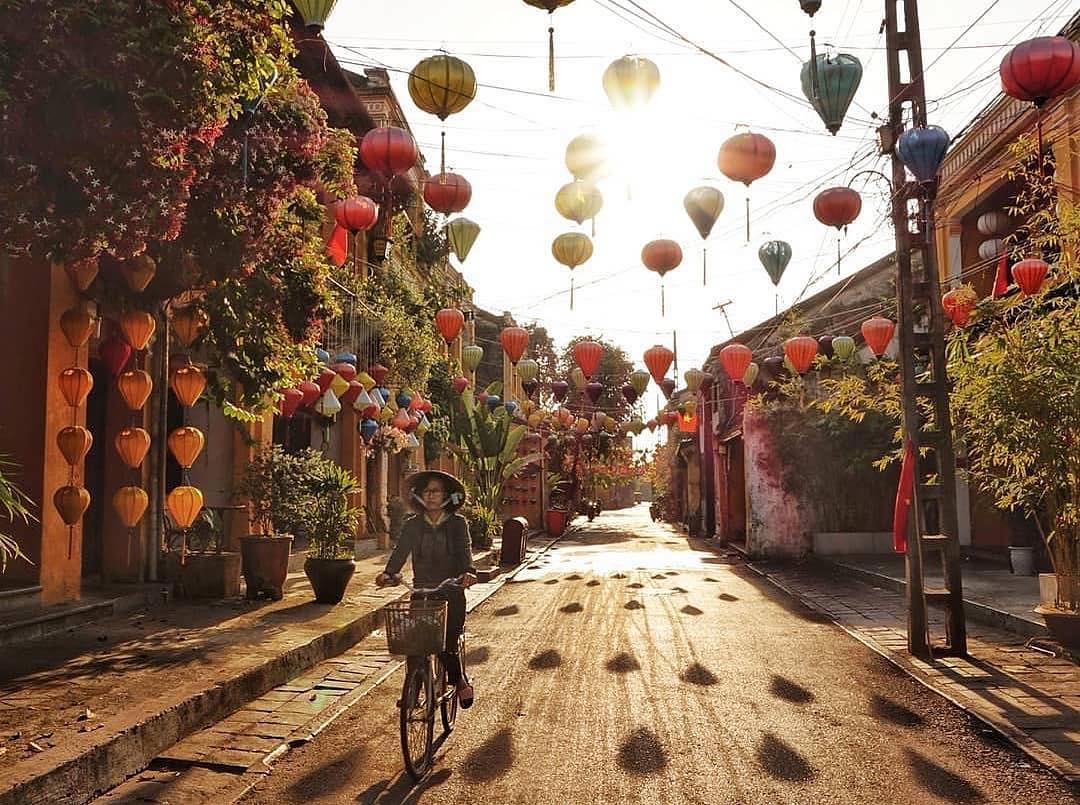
[384,600,447,656]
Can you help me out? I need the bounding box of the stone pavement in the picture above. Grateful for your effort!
[748,560,1080,783]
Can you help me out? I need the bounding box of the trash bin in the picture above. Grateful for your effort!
[500,517,529,566]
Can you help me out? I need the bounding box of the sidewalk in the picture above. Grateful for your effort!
[746,559,1080,783]
[0,534,518,805]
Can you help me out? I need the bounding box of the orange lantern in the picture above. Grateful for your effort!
[66,257,99,292]
[643,345,674,386]
[861,316,895,357]
[168,426,205,469]
[500,326,529,365]
[120,311,156,350]
[719,343,753,382]
[60,306,95,348]
[171,307,209,348]
[435,308,465,344]
[118,370,153,411]
[53,485,91,526]
[115,427,151,468]
[573,340,603,379]
[113,486,148,528]
[56,426,93,466]
[170,365,206,407]
[641,239,683,315]
[1012,258,1048,296]
[122,254,156,292]
[58,367,93,408]
[167,485,204,529]
[783,336,818,374]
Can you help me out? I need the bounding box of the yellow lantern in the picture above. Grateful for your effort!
[58,367,93,408]
[66,258,99,292]
[53,485,91,526]
[570,367,587,390]
[602,55,661,111]
[120,311,156,350]
[115,427,151,468]
[574,417,589,434]
[113,486,148,528]
[408,54,477,174]
[356,370,376,392]
[329,372,350,398]
[292,0,341,31]
[684,368,706,393]
[168,426,205,469]
[60,305,95,349]
[170,365,206,407]
[122,254,156,293]
[555,181,603,229]
[552,232,594,310]
[118,370,153,411]
[166,485,204,529]
[171,307,209,348]
[528,411,544,428]
[56,426,93,466]
[565,134,609,182]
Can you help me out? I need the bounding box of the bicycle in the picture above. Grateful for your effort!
[379,574,468,781]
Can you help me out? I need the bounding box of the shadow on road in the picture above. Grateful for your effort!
[770,675,814,704]
[757,733,815,782]
[559,602,584,613]
[606,652,641,673]
[617,727,669,775]
[528,649,561,669]
[906,749,986,802]
[461,728,514,782]
[624,600,644,610]
[463,645,490,666]
[718,593,739,601]
[871,694,924,727]
[680,662,718,686]
[493,605,519,617]
[680,605,704,616]
[356,767,452,804]
[284,746,365,801]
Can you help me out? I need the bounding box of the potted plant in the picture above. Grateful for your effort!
[0,452,34,572]
[465,503,496,549]
[235,445,319,600]
[167,509,242,598]
[304,461,360,604]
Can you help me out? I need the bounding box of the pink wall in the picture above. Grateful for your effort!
[742,406,812,559]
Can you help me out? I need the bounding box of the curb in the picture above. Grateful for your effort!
[740,560,1080,785]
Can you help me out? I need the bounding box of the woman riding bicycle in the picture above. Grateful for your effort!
[376,470,476,708]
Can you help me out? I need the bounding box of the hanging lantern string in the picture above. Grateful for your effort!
[548,23,555,92]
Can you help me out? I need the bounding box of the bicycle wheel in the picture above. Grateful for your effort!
[399,658,435,780]
[440,661,458,734]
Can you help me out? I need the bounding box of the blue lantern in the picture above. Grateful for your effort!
[376,386,391,405]
[485,394,501,411]
[316,347,331,365]
[504,400,519,415]
[897,125,949,183]
[396,390,412,409]
[334,351,358,366]
[359,418,378,443]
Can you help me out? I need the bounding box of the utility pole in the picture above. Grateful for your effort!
[712,300,735,339]
[882,0,966,657]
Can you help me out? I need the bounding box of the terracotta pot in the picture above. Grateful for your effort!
[240,535,293,600]
[1036,573,1080,650]
[304,558,356,605]
[545,508,567,537]
[168,552,241,599]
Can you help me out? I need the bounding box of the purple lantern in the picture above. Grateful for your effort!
[660,377,676,399]
[818,335,834,359]
[550,380,569,402]
[621,383,638,405]
[585,381,604,405]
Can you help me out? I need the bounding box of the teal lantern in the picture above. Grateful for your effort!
[801,53,863,135]
[758,241,792,286]
[832,335,856,362]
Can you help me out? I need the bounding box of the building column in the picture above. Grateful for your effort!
[340,406,366,538]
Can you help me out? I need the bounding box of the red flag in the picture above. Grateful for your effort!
[992,251,1010,299]
[893,439,915,553]
[326,224,348,267]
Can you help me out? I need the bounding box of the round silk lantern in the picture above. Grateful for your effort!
[316,347,331,365]
[977,211,1010,236]
[832,335,856,362]
[332,196,379,232]
[783,336,818,375]
[423,173,472,214]
[115,427,151,468]
[942,287,977,327]
[120,311,156,350]
[719,343,752,382]
[60,306,95,349]
[484,394,501,412]
[171,307,209,348]
[684,368,706,393]
[660,378,676,399]
[550,380,569,402]
[978,238,1006,262]
[118,370,153,411]
[356,371,376,392]
[167,486,204,529]
[447,217,481,263]
[1000,36,1080,106]
[360,127,419,176]
[335,351,358,366]
[602,55,660,111]
[742,362,760,386]
[818,336,835,358]
[57,426,93,466]
[565,134,610,183]
[861,316,896,357]
[516,359,540,383]
[99,333,132,377]
[59,367,94,407]
[328,372,350,399]
[435,308,465,343]
[1012,258,1048,295]
[570,367,587,390]
[54,485,90,526]
[122,254,156,293]
[113,486,148,528]
[718,131,775,186]
[573,340,603,379]
[168,426,205,469]
[897,125,949,184]
[170,365,206,407]
[500,327,529,365]
[644,345,674,385]
[461,345,483,373]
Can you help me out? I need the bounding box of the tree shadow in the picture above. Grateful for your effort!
[703,577,720,583]
[528,649,561,670]
[770,675,814,704]
[493,605,519,617]
[624,600,644,610]
[651,574,666,580]
[284,746,364,800]
[680,662,718,686]
[617,727,668,775]
[905,749,986,802]
[559,602,584,614]
[606,652,641,673]
[586,580,601,587]
[671,587,688,594]
[463,646,490,666]
[718,593,739,601]
[460,728,514,782]
[543,578,560,585]
[757,733,815,782]
[627,582,644,589]
[565,574,583,581]
[871,694,924,727]
[612,573,628,579]
[680,605,704,616]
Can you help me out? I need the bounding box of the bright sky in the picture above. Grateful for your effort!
[324,0,1075,443]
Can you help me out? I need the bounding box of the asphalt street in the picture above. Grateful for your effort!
[239,505,1077,805]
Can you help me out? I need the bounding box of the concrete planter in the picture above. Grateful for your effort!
[240,535,293,601]
[303,558,356,604]
[169,551,241,599]
[1009,546,1036,576]
[1035,573,1080,650]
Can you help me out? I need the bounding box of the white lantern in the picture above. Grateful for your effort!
[978,238,1005,262]
[977,211,1010,236]
[405,433,420,451]
[315,389,342,417]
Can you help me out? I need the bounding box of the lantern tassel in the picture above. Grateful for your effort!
[703,246,708,286]
[548,25,555,92]
[836,236,841,275]
[591,216,596,237]
[661,281,666,317]
[570,275,574,310]
[809,28,819,102]
[440,129,446,176]
[745,195,750,243]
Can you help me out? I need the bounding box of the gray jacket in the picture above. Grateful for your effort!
[385,512,475,586]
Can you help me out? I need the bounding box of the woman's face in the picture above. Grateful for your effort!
[420,478,447,513]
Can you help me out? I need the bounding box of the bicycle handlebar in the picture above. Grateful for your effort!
[377,572,470,596]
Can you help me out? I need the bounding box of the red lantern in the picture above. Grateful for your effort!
[1000,37,1080,107]
[861,316,896,357]
[644,345,674,385]
[718,132,775,186]
[332,196,379,232]
[332,362,357,383]
[360,127,419,175]
[368,363,389,385]
[435,308,465,343]
[941,289,977,327]
[500,326,529,365]
[719,343,753,382]
[423,173,472,214]
[1012,258,1048,296]
[99,333,132,378]
[452,376,469,394]
[813,187,862,230]
[315,367,337,394]
[340,381,363,408]
[573,340,603,379]
[278,388,304,418]
[420,398,433,413]
[392,408,412,430]
[298,381,321,408]
[641,239,683,276]
[783,336,818,375]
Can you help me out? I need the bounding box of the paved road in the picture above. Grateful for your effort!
[240,506,1077,804]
